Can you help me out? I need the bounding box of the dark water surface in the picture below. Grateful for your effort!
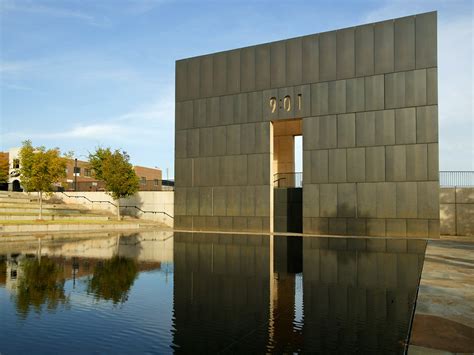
[0,232,426,354]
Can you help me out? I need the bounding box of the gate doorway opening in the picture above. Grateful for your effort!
[12,180,22,192]
[273,119,303,233]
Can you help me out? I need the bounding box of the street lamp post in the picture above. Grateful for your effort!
[74,158,78,191]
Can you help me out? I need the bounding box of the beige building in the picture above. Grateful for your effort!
[174,12,439,237]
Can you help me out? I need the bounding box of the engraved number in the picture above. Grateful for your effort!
[269,94,302,113]
[269,97,277,113]
[283,95,291,112]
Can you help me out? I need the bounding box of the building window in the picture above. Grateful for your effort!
[65,168,69,174]
[154,179,159,186]
[74,167,81,176]
[13,159,20,169]
[84,168,92,177]
[141,177,146,185]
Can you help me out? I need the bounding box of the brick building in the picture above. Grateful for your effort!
[65,160,163,191]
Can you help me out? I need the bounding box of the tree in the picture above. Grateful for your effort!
[88,147,139,220]
[15,257,68,318]
[87,256,138,304]
[0,156,8,184]
[19,140,69,219]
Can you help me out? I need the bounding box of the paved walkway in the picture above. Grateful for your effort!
[409,240,474,354]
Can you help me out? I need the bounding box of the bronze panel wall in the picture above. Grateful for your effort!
[175,12,439,236]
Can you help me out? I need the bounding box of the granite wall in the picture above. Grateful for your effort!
[440,187,474,236]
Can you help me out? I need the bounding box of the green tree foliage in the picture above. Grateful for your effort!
[0,156,8,183]
[15,258,68,318]
[87,256,138,304]
[19,140,70,219]
[88,147,139,220]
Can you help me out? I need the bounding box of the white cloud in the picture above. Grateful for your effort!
[80,68,140,83]
[47,124,126,139]
[121,0,170,15]
[0,61,35,74]
[0,124,123,146]
[0,0,109,26]
[363,1,433,23]
[116,89,175,125]
[0,82,35,91]
[0,85,175,146]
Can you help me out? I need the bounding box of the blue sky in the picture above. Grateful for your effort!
[1,0,472,178]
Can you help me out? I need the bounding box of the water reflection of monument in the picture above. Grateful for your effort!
[269,236,303,352]
[302,238,425,352]
[172,233,426,353]
[172,232,270,352]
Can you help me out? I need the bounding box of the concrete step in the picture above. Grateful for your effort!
[0,207,87,214]
[0,210,111,216]
[0,191,37,199]
[0,197,77,205]
[0,197,39,203]
[0,200,93,209]
[0,200,114,214]
[0,214,110,221]
[0,222,140,234]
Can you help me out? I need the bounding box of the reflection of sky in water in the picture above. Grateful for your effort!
[294,273,303,326]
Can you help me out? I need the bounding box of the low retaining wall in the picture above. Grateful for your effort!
[25,189,474,236]
[54,191,174,227]
[440,188,474,236]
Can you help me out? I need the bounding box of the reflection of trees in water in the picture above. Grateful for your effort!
[0,257,6,285]
[16,258,68,318]
[87,256,138,304]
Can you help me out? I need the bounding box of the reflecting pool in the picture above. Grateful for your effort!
[0,232,426,353]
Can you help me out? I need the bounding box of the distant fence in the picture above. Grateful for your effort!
[273,172,303,188]
[57,179,175,192]
[440,171,474,187]
[271,171,474,188]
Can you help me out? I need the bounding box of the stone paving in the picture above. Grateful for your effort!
[409,240,474,354]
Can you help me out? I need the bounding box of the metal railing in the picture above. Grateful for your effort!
[440,171,474,187]
[272,171,474,188]
[59,192,173,220]
[60,179,174,192]
[273,172,303,188]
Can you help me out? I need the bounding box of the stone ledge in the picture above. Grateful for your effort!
[0,222,140,234]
